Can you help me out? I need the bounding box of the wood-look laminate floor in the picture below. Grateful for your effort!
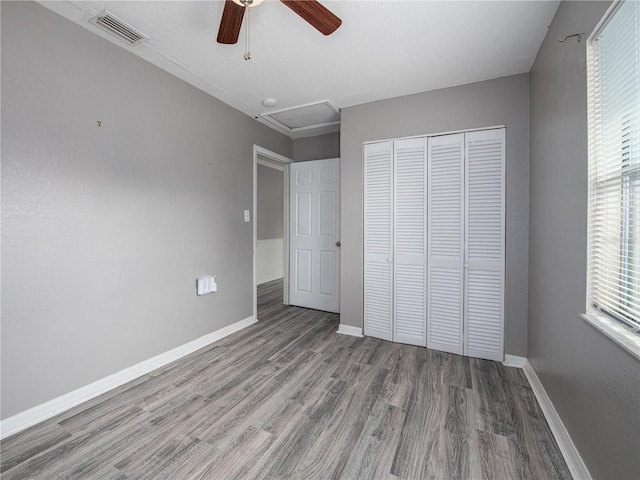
[1,278,571,480]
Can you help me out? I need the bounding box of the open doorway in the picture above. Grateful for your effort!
[256,159,284,285]
[252,146,292,321]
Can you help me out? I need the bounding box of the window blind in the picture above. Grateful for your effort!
[587,0,640,331]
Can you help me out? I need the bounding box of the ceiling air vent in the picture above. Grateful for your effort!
[90,10,148,46]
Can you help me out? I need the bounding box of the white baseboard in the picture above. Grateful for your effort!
[337,324,364,337]
[0,315,257,440]
[522,359,592,480]
[503,354,527,368]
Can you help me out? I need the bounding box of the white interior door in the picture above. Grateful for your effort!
[289,158,340,313]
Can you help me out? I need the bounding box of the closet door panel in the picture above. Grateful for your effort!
[394,138,427,346]
[428,265,463,349]
[466,270,502,358]
[427,133,465,355]
[364,141,394,341]
[464,129,505,361]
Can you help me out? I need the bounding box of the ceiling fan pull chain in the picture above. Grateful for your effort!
[244,1,251,60]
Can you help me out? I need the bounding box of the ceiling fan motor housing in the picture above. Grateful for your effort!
[217,0,341,45]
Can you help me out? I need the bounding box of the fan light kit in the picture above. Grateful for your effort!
[232,0,263,7]
[217,0,341,60]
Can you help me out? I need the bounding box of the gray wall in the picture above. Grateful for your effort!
[529,2,640,479]
[257,164,283,240]
[292,132,340,162]
[340,74,530,356]
[1,1,291,419]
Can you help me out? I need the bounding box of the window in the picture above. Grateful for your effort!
[586,0,639,343]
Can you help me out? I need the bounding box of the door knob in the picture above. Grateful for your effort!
[387,257,393,262]
[335,241,341,247]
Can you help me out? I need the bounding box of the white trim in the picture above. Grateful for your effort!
[282,164,290,305]
[585,0,639,352]
[0,315,257,440]
[587,0,622,45]
[522,359,592,480]
[362,124,506,147]
[580,313,640,360]
[254,145,292,166]
[502,354,526,368]
[252,145,293,316]
[337,324,364,337]
[257,157,284,172]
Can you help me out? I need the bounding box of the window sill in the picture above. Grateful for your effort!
[580,313,640,360]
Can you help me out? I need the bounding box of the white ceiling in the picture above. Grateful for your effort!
[38,0,559,138]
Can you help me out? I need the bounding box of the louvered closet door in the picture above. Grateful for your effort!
[394,138,427,346]
[427,133,465,355]
[464,129,505,361]
[364,141,394,341]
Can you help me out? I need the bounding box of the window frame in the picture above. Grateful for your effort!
[583,0,640,359]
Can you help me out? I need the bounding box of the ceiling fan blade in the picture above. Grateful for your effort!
[217,0,245,44]
[280,1,342,36]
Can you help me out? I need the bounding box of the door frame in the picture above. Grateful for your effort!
[253,145,293,320]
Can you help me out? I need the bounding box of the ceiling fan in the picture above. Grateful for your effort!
[217,0,341,57]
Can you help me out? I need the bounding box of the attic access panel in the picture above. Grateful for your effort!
[261,101,340,133]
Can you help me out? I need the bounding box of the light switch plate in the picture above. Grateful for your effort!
[244,210,250,222]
